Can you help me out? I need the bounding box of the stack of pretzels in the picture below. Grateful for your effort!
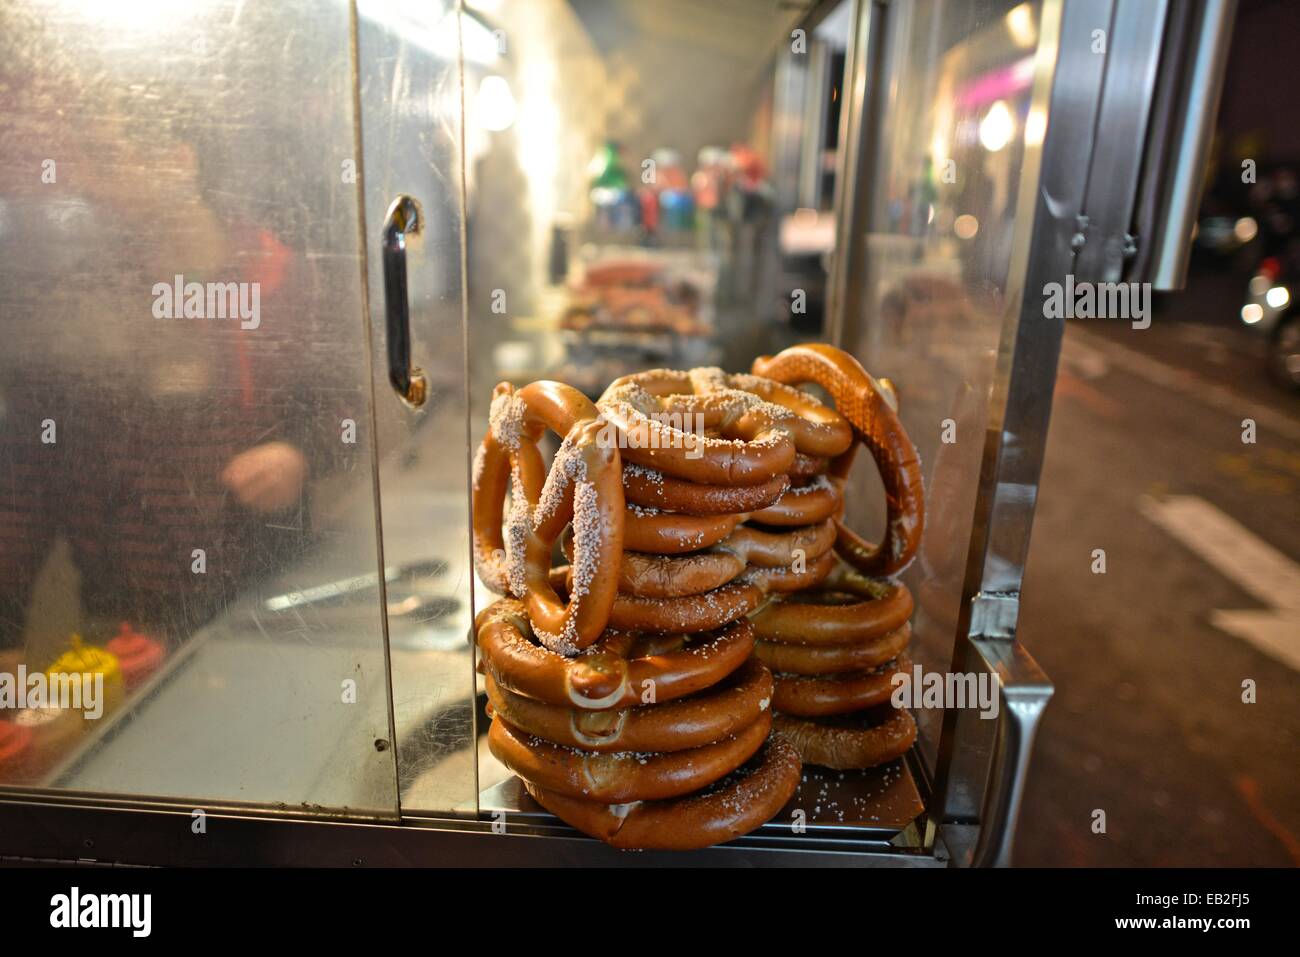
[472,343,925,849]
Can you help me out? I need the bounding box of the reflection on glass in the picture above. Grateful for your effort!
[0,0,398,814]
[844,0,1047,765]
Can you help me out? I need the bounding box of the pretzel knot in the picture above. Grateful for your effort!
[473,381,625,653]
[596,367,853,486]
[753,343,925,576]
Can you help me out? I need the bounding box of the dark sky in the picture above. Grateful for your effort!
[1216,0,1300,159]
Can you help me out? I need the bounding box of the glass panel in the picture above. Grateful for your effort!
[842,0,1049,768]
[355,0,477,816]
[0,0,398,815]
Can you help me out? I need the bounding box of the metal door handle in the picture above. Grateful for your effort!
[381,194,427,407]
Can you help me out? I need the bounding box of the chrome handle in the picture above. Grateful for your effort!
[381,194,427,407]
[970,636,1053,868]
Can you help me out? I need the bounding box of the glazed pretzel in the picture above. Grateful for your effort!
[475,599,753,711]
[484,658,773,753]
[752,343,924,576]
[597,368,853,486]
[489,708,771,803]
[473,381,625,652]
[522,734,802,850]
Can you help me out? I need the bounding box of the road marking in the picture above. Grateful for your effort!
[1068,326,1300,443]
[1140,494,1300,671]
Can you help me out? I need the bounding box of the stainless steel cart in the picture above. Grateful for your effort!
[0,0,1231,866]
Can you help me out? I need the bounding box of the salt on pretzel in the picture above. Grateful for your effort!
[751,566,914,646]
[473,380,625,652]
[772,707,916,770]
[596,368,852,486]
[741,548,837,593]
[788,452,829,481]
[484,659,773,753]
[488,707,771,803]
[771,654,911,717]
[622,506,744,554]
[748,474,841,526]
[622,463,789,516]
[475,599,754,711]
[575,520,836,599]
[522,734,802,850]
[753,343,924,576]
[753,623,911,676]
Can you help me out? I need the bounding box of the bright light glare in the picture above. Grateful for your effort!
[1005,4,1037,48]
[476,75,516,132]
[1234,217,1258,243]
[1266,285,1290,309]
[979,101,1015,152]
[1241,303,1264,324]
[1024,108,1047,147]
[954,214,979,240]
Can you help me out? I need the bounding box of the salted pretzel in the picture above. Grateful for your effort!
[753,623,911,676]
[596,368,853,486]
[771,653,911,717]
[489,708,771,803]
[606,581,764,633]
[476,599,753,711]
[576,520,836,599]
[484,658,773,753]
[550,567,763,634]
[789,452,829,481]
[748,474,842,526]
[623,506,744,554]
[741,548,837,593]
[751,566,914,646]
[473,381,625,652]
[753,343,924,576]
[622,463,789,516]
[772,707,916,771]
[522,734,802,850]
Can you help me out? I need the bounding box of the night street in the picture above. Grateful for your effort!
[1016,287,1300,865]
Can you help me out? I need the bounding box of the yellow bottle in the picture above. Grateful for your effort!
[46,634,124,721]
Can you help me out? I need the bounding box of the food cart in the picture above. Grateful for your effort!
[0,0,1232,865]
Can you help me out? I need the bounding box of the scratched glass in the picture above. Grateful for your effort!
[0,0,404,815]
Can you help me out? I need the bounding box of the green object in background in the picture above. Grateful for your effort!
[589,141,629,190]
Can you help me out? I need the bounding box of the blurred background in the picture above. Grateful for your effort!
[1017,0,1300,866]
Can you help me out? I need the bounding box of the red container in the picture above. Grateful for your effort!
[106,622,166,690]
[0,719,33,782]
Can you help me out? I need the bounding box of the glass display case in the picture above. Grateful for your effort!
[0,0,1230,865]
